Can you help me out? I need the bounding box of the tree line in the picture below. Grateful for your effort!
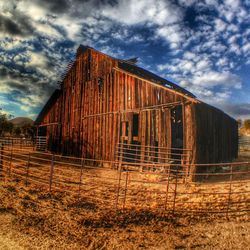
[238,119,250,129]
[0,109,36,138]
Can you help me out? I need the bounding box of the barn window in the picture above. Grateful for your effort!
[125,121,129,136]
[132,113,139,136]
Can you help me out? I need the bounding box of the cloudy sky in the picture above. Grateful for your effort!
[0,0,249,120]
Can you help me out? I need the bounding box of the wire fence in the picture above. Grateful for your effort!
[239,136,250,152]
[0,139,249,217]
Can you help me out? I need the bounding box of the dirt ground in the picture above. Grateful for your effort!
[0,147,249,249]
[0,177,249,250]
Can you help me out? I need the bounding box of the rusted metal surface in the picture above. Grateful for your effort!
[35,46,238,179]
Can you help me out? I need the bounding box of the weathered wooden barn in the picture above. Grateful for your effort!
[35,45,238,174]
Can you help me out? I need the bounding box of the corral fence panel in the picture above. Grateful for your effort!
[0,139,249,217]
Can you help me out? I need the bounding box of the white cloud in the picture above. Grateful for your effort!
[18,1,48,21]
[156,24,187,48]
[183,51,197,60]
[17,94,46,110]
[242,43,250,54]
[216,58,229,67]
[192,71,241,89]
[54,17,82,41]
[99,45,124,58]
[101,0,182,26]
[196,59,211,71]
[227,24,238,33]
[224,0,241,9]
[35,22,62,38]
[215,19,227,32]
[0,39,24,50]
[27,52,48,68]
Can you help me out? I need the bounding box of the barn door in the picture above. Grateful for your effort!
[171,105,183,162]
[118,113,140,163]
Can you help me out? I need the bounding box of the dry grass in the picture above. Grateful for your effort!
[0,175,250,250]
[0,148,250,249]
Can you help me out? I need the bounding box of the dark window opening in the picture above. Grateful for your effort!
[120,122,122,136]
[170,105,183,164]
[132,113,139,136]
[125,121,129,136]
[38,126,47,137]
[171,105,183,149]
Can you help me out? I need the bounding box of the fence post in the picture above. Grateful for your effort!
[226,164,233,218]
[25,153,31,186]
[164,165,171,211]
[77,158,84,201]
[49,154,55,192]
[172,171,178,216]
[184,162,189,183]
[122,170,129,211]
[0,143,3,175]
[8,143,13,176]
[115,165,122,210]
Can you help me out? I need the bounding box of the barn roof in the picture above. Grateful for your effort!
[34,89,61,125]
[117,61,196,99]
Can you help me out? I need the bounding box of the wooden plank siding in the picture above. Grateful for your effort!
[36,46,238,175]
[193,103,238,167]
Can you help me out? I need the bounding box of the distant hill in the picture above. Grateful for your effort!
[9,117,34,127]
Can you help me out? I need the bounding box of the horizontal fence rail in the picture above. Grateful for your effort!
[0,137,47,151]
[0,141,249,217]
[239,136,250,152]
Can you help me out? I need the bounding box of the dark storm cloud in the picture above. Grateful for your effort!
[4,80,30,94]
[33,0,105,15]
[0,65,35,81]
[0,13,34,37]
[0,64,42,90]
[34,0,71,14]
[0,66,8,77]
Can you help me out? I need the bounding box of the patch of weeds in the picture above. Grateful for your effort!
[23,195,31,200]
[6,186,17,192]
[37,193,54,200]
[15,215,46,228]
[28,189,39,195]
[0,207,16,214]
[68,200,97,210]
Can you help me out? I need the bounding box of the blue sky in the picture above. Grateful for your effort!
[0,0,249,120]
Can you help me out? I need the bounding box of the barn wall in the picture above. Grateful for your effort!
[37,47,239,171]
[57,48,193,161]
[193,102,238,168]
[39,94,62,152]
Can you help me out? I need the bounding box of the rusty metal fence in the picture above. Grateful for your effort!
[0,141,249,217]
